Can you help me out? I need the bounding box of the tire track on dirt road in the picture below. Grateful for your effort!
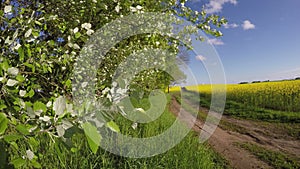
[169,97,272,169]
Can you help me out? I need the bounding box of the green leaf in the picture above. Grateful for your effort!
[30,160,41,168]
[0,104,7,111]
[56,125,65,137]
[64,79,72,88]
[0,113,8,135]
[33,101,47,113]
[26,106,35,118]
[27,89,35,98]
[26,45,32,57]
[10,116,17,125]
[18,46,24,62]
[71,147,78,153]
[32,31,39,38]
[82,122,101,154]
[53,96,66,116]
[24,63,35,72]
[11,18,17,24]
[1,60,9,71]
[10,142,19,150]
[16,124,30,135]
[35,21,42,26]
[75,32,81,39]
[49,40,55,47]
[16,75,25,82]
[106,121,120,133]
[28,137,39,149]
[11,158,26,168]
[0,141,7,167]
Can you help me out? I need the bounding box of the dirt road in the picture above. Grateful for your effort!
[169,97,300,169]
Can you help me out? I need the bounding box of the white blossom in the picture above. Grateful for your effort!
[115,4,120,13]
[136,5,143,10]
[25,28,32,38]
[73,27,79,34]
[4,5,12,13]
[19,90,26,97]
[46,101,52,107]
[134,108,145,113]
[81,82,88,88]
[81,23,92,30]
[130,6,137,12]
[39,116,51,122]
[14,43,21,50]
[7,67,19,76]
[26,150,34,160]
[112,82,117,87]
[131,122,138,130]
[102,87,110,94]
[6,79,18,86]
[73,43,80,49]
[130,5,143,12]
[86,29,94,36]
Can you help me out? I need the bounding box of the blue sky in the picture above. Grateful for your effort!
[185,0,300,84]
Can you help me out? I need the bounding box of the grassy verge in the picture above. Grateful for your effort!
[172,91,300,139]
[179,89,300,123]
[236,142,300,169]
[1,93,229,169]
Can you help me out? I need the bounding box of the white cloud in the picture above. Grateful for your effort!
[207,38,224,45]
[224,23,239,29]
[242,20,255,30]
[195,55,206,61]
[205,0,238,14]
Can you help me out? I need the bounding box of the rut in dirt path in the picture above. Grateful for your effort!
[169,97,272,169]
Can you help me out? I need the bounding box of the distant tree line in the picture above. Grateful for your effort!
[239,77,300,84]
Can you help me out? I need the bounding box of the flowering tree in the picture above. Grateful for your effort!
[0,0,227,167]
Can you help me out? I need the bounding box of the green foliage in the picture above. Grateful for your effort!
[106,121,120,133]
[0,0,227,167]
[82,122,102,154]
[0,113,8,135]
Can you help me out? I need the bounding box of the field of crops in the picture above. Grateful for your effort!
[185,80,300,112]
[169,80,300,123]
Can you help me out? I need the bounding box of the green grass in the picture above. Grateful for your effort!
[1,93,229,169]
[222,100,300,123]
[172,91,300,139]
[236,142,300,169]
[180,90,300,123]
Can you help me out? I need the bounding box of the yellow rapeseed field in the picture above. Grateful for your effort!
[170,80,300,112]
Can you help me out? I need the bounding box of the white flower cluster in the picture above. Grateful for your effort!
[107,81,127,103]
[4,5,12,14]
[81,23,94,36]
[130,5,143,13]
